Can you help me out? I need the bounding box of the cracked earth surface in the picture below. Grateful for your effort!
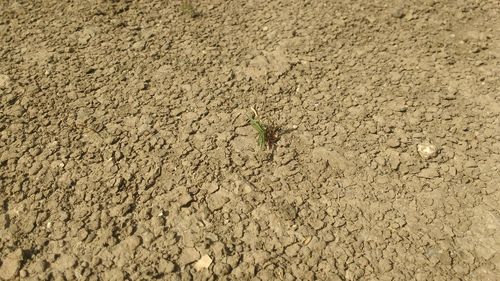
[1,0,499,280]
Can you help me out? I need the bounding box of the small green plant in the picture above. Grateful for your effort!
[180,0,201,18]
[249,107,280,150]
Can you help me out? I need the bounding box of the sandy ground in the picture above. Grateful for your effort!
[1,0,499,280]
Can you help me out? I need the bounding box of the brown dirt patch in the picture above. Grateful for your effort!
[1,0,499,280]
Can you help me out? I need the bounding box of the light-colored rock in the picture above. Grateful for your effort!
[194,255,213,271]
[417,143,438,159]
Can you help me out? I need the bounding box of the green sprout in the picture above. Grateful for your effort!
[249,107,280,150]
[250,118,267,148]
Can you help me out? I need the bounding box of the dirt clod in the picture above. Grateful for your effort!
[391,8,406,19]
[206,191,230,211]
[387,138,401,148]
[0,249,23,280]
[158,259,176,273]
[52,254,77,272]
[178,248,200,267]
[418,166,440,178]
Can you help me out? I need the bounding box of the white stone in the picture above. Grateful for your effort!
[417,143,438,159]
[194,255,213,271]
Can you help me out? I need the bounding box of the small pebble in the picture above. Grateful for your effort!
[387,138,401,148]
[417,143,438,159]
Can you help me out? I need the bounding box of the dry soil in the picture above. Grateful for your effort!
[1,0,499,280]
